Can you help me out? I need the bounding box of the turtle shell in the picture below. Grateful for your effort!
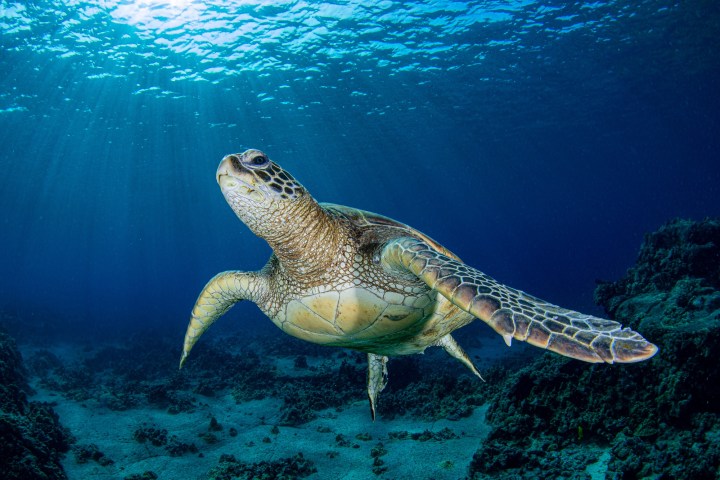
[268,203,470,355]
[321,203,462,261]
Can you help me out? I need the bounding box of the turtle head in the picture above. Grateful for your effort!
[216,149,308,237]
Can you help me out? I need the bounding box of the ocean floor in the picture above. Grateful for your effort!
[17,326,529,480]
[40,388,490,480]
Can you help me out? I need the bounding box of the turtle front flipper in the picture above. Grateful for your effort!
[180,271,267,368]
[381,237,658,364]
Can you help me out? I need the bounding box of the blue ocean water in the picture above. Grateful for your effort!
[1,1,718,339]
[2,2,720,479]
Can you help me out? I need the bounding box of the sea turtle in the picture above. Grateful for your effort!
[180,149,657,419]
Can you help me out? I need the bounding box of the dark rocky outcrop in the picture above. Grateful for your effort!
[0,330,73,480]
[468,218,720,479]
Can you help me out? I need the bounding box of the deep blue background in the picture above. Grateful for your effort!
[1,0,718,343]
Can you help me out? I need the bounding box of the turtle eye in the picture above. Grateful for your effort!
[246,154,269,168]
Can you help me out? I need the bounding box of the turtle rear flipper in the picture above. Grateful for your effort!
[381,237,658,364]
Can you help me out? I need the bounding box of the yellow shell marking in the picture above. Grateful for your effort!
[299,291,340,322]
[285,300,339,336]
[335,288,387,334]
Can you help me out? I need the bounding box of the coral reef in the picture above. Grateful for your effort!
[468,218,720,479]
[72,443,114,466]
[28,333,201,414]
[334,433,360,448]
[133,424,168,446]
[24,317,490,428]
[165,436,199,457]
[370,441,388,475]
[595,217,720,313]
[0,330,73,479]
[132,422,198,456]
[275,358,364,425]
[388,427,460,441]
[378,354,485,420]
[204,453,316,480]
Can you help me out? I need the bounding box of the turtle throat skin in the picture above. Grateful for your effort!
[217,150,344,281]
[264,193,344,281]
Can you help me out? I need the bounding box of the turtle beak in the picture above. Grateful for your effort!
[217,156,232,184]
[217,156,244,190]
[216,155,264,204]
[217,154,256,186]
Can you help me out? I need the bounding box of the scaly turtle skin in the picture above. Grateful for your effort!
[181,149,658,419]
